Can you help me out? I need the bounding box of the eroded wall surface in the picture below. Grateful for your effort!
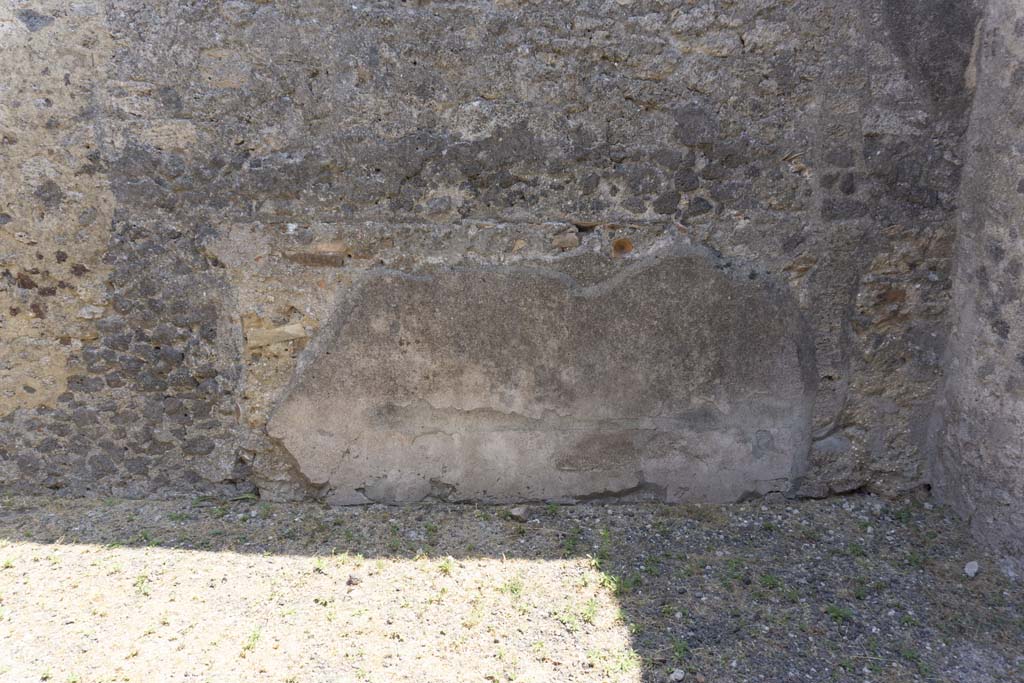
[0,1,981,503]
[269,247,815,504]
[936,0,1024,572]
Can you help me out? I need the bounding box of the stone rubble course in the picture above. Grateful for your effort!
[0,1,1020,563]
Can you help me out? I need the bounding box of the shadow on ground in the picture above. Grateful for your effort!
[0,493,1021,682]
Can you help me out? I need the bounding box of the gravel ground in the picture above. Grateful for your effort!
[0,494,1020,683]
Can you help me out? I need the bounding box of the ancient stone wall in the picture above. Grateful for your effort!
[0,2,984,506]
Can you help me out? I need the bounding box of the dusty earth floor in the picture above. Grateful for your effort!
[0,494,1020,683]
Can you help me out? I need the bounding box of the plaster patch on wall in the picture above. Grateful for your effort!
[269,245,816,504]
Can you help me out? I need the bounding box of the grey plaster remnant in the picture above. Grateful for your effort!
[934,0,1024,575]
[269,246,816,505]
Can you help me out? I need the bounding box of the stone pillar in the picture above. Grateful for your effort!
[937,0,1024,574]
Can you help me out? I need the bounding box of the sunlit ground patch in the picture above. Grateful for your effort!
[0,496,645,683]
[0,541,636,682]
